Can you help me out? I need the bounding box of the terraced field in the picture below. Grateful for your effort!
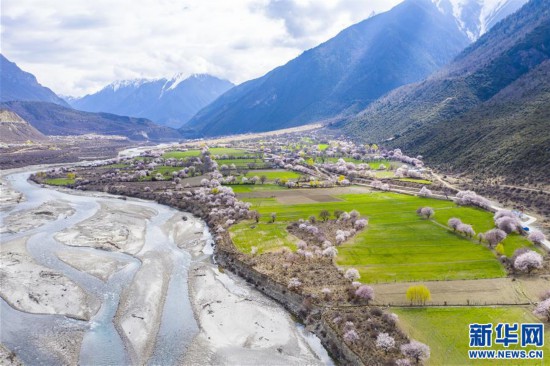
[163,147,247,159]
[243,169,302,181]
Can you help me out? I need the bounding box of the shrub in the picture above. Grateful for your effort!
[533,298,550,322]
[288,278,302,290]
[529,230,546,245]
[376,332,395,353]
[343,329,359,343]
[344,268,360,281]
[355,285,374,304]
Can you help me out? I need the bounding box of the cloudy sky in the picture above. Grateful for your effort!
[1,0,403,97]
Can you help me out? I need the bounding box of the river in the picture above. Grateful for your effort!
[1,169,198,364]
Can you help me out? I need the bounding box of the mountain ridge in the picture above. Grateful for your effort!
[0,54,69,107]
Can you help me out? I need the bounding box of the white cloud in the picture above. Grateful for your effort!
[1,0,403,96]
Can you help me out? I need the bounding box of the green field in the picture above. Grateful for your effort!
[322,157,357,163]
[163,147,247,159]
[232,190,535,282]
[374,171,396,178]
[227,184,286,193]
[316,158,396,168]
[394,306,549,365]
[396,177,432,185]
[368,159,394,170]
[318,144,330,151]
[217,158,266,167]
[231,222,298,254]
[102,163,130,169]
[150,166,181,178]
[243,169,302,181]
[44,178,75,185]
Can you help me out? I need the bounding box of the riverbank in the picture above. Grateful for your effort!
[183,254,328,365]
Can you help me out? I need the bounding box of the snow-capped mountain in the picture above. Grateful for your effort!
[70,74,234,128]
[433,0,528,40]
[108,78,152,92]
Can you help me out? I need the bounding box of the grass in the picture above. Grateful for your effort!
[318,144,329,151]
[243,169,302,181]
[368,159,394,170]
[136,165,183,180]
[232,189,535,283]
[152,166,181,176]
[394,306,549,365]
[374,171,396,179]
[500,235,542,257]
[163,147,247,159]
[227,184,286,193]
[101,163,130,169]
[44,178,74,186]
[316,158,398,167]
[429,205,538,257]
[322,157,357,163]
[230,222,298,254]
[216,158,266,167]
[396,178,432,185]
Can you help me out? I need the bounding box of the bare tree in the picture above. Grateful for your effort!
[249,210,260,223]
[319,210,330,222]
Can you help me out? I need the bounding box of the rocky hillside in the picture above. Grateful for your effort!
[0,109,46,143]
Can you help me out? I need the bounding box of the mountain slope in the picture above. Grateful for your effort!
[342,0,550,180]
[397,60,550,181]
[182,0,471,137]
[0,109,46,143]
[0,54,69,107]
[70,74,234,128]
[0,101,182,141]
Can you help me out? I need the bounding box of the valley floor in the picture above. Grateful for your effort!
[0,167,328,365]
